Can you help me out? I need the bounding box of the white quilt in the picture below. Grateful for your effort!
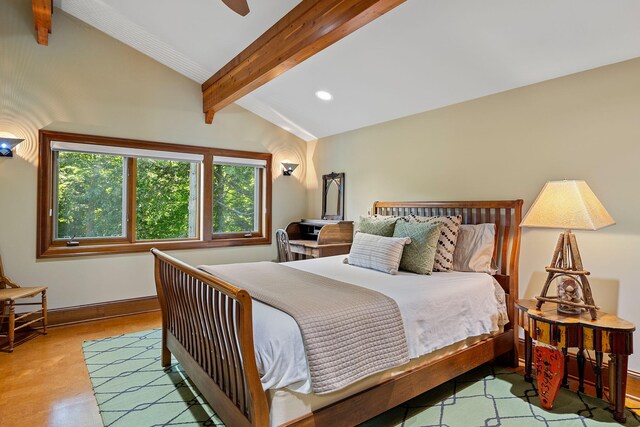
[245,255,507,394]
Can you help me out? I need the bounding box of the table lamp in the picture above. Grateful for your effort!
[521,180,615,319]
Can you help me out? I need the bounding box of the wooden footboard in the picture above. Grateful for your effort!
[151,248,268,427]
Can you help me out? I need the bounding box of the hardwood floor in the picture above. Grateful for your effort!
[0,312,161,427]
[0,311,637,427]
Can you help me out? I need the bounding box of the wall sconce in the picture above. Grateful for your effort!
[282,162,299,176]
[0,137,24,158]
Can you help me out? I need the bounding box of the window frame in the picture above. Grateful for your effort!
[211,159,265,240]
[132,157,202,242]
[37,130,272,258]
[52,150,129,244]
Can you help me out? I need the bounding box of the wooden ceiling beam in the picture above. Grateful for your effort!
[32,0,52,45]
[201,0,405,124]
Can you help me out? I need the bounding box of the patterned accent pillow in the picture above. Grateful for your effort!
[400,215,462,272]
[393,221,442,275]
[344,232,411,275]
[357,215,398,237]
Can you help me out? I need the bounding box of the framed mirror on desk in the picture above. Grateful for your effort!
[322,172,345,220]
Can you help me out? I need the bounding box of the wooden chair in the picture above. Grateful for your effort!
[0,255,47,352]
[275,229,293,262]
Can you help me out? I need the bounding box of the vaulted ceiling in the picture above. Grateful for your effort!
[56,0,640,141]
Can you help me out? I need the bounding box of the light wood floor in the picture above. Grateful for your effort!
[0,312,637,427]
[0,312,161,427]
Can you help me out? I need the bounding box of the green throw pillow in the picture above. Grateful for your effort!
[393,221,442,274]
[358,215,397,237]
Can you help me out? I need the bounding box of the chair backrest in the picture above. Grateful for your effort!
[275,229,293,262]
[0,254,17,289]
[0,254,5,288]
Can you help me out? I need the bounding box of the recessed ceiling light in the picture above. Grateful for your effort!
[315,90,333,101]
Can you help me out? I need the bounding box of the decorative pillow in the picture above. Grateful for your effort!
[401,215,462,272]
[357,215,398,237]
[344,232,411,275]
[392,221,442,274]
[453,223,497,274]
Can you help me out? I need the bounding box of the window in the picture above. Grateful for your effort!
[55,151,126,239]
[136,158,199,240]
[37,131,272,258]
[212,156,266,236]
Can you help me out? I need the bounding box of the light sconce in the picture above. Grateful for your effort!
[0,137,24,158]
[282,162,299,176]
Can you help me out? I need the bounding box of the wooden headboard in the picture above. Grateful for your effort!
[371,200,523,313]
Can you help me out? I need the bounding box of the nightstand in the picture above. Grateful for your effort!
[516,299,635,423]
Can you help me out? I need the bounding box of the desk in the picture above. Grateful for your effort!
[516,299,635,423]
[288,240,352,259]
[286,219,353,259]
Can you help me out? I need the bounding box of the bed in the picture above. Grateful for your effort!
[151,200,523,427]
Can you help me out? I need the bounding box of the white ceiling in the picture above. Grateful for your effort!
[58,0,640,141]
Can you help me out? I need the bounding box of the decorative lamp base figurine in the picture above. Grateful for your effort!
[534,230,598,319]
[556,275,583,314]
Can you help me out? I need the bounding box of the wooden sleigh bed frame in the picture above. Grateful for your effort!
[151,199,523,427]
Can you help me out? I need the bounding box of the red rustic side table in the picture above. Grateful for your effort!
[516,299,635,423]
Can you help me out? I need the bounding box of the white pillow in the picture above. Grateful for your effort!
[452,224,497,274]
[344,232,411,275]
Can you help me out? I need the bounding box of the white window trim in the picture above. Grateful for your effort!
[51,141,204,163]
[213,155,266,168]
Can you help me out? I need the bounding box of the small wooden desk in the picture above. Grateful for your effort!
[286,219,353,259]
[516,299,635,423]
[288,240,352,259]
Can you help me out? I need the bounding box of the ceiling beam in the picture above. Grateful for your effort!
[201,0,405,124]
[32,0,52,45]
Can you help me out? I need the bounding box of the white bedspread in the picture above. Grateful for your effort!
[246,256,507,394]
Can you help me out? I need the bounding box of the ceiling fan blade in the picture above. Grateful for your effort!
[221,0,250,16]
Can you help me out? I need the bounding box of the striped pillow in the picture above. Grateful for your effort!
[400,215,462,272]
[344,232,411,275]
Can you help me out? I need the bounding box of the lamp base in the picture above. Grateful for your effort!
[535,230,599,320]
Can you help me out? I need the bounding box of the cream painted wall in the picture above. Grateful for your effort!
[0,1,307,310]
[308,58,640,372]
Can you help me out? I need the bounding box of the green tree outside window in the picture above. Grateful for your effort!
[56,152,125,239]
[213,164,257,233]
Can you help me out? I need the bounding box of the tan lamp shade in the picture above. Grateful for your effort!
[521,180,615,230]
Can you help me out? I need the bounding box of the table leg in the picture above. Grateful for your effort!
[524,330,533,382]
[613,354,628,424]
[561,348,569,388]
[576,348,585,393]
[609,354,616,407]
[594,351,603,399]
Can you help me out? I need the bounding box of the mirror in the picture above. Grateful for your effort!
[322,172,345,220]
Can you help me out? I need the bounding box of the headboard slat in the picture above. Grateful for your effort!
[501,208,512,276]
[493,208,501,262]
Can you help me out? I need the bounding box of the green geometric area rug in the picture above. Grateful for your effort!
[83,329,640,427]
